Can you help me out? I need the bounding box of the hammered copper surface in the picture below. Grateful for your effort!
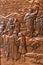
[0,0,43,65]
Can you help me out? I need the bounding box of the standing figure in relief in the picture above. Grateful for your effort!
[24,3,39,37]
[17,32,27,62]
[8,30,19,61]
[35,15,43,36]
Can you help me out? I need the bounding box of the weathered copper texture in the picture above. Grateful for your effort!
[0,0,43,65]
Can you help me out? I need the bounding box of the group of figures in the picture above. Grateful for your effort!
[0,2,43,62]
